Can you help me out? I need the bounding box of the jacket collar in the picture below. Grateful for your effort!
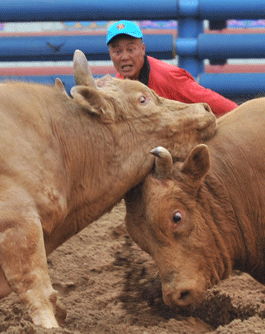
[138,55,150,86]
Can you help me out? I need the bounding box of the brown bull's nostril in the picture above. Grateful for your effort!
[203,102,211,113]
[163,285,193,308]
[179,290,190,301]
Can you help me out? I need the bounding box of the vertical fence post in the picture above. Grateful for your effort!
[177,18,204,79]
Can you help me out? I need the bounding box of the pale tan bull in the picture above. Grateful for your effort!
[0,50,216,328]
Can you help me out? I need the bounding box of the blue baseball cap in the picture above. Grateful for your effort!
[106,20,143,45]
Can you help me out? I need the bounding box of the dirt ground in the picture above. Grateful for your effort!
[1,201,265,334]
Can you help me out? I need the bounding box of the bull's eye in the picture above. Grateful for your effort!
[140,96,146,104]
[172,212,182,224]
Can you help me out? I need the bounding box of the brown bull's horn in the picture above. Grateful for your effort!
[55,78,69,97]
[73,49,97,89]
[151,146,173,179]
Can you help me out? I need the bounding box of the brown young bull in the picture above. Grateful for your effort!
[125,97,265,310]
[0,50,216,328]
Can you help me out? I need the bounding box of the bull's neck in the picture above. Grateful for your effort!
[62,120,165,225]
[202,170,265,282]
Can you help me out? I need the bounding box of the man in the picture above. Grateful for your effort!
[107,20,238,116]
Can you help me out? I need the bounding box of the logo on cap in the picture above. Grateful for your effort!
[116,23,125,30]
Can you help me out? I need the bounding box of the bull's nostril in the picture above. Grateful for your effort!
[179,290,190,301]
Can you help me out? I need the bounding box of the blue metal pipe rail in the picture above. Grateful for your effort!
[177,34,265,59]
[0,34,174,62]
[1,0,265,22]
[199,73,265,98]
[1,75,77,94]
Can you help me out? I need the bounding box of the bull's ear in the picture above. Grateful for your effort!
[181,144,210,181]
[70,85,115,120]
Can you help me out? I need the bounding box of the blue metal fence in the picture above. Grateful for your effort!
[1,0,265,98]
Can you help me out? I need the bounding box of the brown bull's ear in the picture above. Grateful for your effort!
[181,144,210,181]
[70,85,115,120]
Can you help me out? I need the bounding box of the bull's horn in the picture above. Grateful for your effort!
[73,49,97,89]
[151,146,173,179]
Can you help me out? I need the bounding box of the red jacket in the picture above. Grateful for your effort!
[117,56,238,117]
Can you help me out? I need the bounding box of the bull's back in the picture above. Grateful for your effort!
[207,97,265,237]
[209,97,265,163]
[0,82,65,182]
[0,82,63,140]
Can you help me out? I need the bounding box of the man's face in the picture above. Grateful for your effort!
[108,36,146,80]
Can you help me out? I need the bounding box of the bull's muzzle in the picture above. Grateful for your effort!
[162,285,192,308]
[162,280,205,309]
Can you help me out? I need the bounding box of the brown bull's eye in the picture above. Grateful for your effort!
[173,212,182,224]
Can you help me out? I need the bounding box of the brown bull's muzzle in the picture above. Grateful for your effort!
[161,277,206,309]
